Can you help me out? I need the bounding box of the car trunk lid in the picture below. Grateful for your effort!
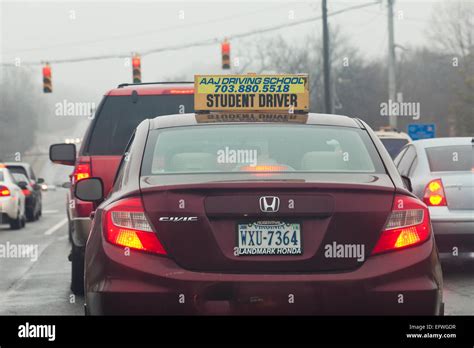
[141,173,395,273]
[439,173,474,210]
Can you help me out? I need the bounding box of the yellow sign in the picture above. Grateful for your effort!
[195,113,308,124]
[194,74,309,112]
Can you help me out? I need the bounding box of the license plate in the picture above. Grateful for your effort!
[236,221,302,256]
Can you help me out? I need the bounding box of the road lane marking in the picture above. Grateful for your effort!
[44,218,68,236]
[42,210,59,214]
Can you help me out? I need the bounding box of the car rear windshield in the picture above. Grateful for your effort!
[86,94,194,156]
[141,124,385,177]
[380,138,409,158]
[426,145,473,172]
[11,173,27,183]
[0,171,4,181]
[6,166,28,178]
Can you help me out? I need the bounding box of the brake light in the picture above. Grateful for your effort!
[371,195,431,255]
[73,159,91,184]
[167,89,194,94]
[0,186,11,197]
[103,197,166,255]
[423,178,447,206]
[241,165,289,172]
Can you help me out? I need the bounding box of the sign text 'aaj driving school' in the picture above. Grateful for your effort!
[194,74,309,112]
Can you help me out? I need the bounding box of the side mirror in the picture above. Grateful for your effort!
[74,178,104,202]
[17,181,28,190]
[37,178,45,184]
[401,175,413,192]
[50,143,76,166]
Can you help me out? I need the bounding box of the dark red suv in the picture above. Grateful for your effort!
[49,82,194,294]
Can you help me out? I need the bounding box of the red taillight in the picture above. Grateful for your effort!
[73,159,91,184]
[103,197,166,255]
[0,185,11,197]
[166,89,194,94]
[423,178,447,206]
[371,195,431,255]
[22,189,31,196]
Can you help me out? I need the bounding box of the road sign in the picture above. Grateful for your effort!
[407,124,436,140]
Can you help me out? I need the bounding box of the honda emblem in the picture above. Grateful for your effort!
[259,196,280,213]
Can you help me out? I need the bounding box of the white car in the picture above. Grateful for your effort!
[375,128,412,159]
[0,165,26,229]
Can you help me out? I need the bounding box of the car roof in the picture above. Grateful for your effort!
[375,130,411,140]
[413,137,473,148]
[149,112,362,130]
[106,83,194,96]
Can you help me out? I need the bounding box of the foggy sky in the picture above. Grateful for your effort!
[1,0,454,103]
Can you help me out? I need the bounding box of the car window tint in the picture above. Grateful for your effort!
[12,173,28,183]
[380,138,409,158]
[112,134,135,193]
[87,94,194,156]
[6,166,28,178]
[142,125,386,179]
[426,145,473,172]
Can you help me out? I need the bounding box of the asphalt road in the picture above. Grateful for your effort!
[0,189,83,315]
[0,189,472,315]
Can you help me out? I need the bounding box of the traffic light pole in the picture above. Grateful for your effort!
[322,0,332,114]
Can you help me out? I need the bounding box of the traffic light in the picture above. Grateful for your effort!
[42,63,52,93]
[221,40,230,70]
[132,54,141,83]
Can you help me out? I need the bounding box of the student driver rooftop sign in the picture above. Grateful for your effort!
[194,74,309,113]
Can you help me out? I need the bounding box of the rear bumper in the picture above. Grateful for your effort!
[86,236,443,315]
[431,213,474,253]
[0,197,17,220]
[25,195,36,209]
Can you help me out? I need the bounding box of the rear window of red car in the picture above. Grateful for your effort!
[141,124,386,177]
[86,94,194,155]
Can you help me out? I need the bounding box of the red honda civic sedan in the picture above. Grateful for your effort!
[75,112,443,315]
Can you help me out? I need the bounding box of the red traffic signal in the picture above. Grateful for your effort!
[42,63,52,93]
[221,40,230,70]
[132,55,141,83]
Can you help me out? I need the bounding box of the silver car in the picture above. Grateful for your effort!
[394,137,474,256]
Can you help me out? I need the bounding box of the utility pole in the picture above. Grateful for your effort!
[387,0,397,129]
[322,0,332,114]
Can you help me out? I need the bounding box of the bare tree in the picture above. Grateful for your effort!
[428,0,474,135]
